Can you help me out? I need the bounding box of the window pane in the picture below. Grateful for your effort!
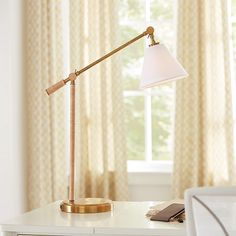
[120,0,175,162]
[152,85,174,160]
[119,0,145,22]
[124,96,145,160]
[232,0,236,15]
[119,0,146,91]
[150,0,174,50]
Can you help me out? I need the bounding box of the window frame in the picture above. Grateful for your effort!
[122,0,176,170]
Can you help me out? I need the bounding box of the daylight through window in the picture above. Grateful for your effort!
[119,0,175,163]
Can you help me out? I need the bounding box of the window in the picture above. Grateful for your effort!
[119,0,175,167]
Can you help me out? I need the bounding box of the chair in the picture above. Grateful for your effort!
[184,186,236,236]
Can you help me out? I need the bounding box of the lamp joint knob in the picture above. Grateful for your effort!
[69,72,77,81]
[146,26,154,35]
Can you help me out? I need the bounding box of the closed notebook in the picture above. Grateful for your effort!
[150,203,185,222]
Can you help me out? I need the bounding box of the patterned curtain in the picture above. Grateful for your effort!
[26,0,67,209]
[69,0,128,200]
[172,0,235,197]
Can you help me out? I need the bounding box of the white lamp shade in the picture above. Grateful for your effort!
[140,44,188,88]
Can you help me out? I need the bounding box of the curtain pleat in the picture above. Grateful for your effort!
[172,0,235,198]
[69,0,128,200]
[26,0,67,210]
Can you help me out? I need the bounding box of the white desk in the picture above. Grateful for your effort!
[0,201,186,236]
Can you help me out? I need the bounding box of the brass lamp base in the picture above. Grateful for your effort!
[60,198,112,213]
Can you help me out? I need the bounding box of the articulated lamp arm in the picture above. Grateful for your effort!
[46,26,158,95]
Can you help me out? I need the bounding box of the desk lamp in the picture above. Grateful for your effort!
[46,26,188,214]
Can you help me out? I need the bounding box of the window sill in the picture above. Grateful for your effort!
[127,161,172,187]
[127,160,173,173]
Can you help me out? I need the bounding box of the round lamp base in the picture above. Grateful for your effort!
[60,198,112,213]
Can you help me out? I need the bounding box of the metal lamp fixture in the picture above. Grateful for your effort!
[46,26,188,214]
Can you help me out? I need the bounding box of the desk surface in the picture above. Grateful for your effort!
[1,201,186,236]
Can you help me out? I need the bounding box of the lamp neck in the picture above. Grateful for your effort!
[149,33,159,47]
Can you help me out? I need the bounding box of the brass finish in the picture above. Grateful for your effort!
[146,26,158,46]
[69,80,75,201]
[68,72,77,82]
[46,26,158,94]
[46,80,66,95]
[149,34,159,47]
[46,73,77,95]
[146,26,154,35]
[60,198,112,213]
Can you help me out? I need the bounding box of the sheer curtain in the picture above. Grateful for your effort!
[26,0,128,209]
[172,0,235,197]
[26,0,67,209]
[69,0,128,200]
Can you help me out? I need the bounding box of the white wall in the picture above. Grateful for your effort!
[0,0,26,222]
[127,162,173,201]
[128,172,172,201]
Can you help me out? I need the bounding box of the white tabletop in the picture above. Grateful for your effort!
[1,201,186,236]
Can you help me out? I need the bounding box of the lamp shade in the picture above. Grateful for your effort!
[140,44,188,88]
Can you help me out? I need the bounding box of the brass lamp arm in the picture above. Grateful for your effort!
[46,26,157,95]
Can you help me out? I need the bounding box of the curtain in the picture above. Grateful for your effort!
[26,0,67,209]
[69,0,128,200]
[172,0,235,197]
